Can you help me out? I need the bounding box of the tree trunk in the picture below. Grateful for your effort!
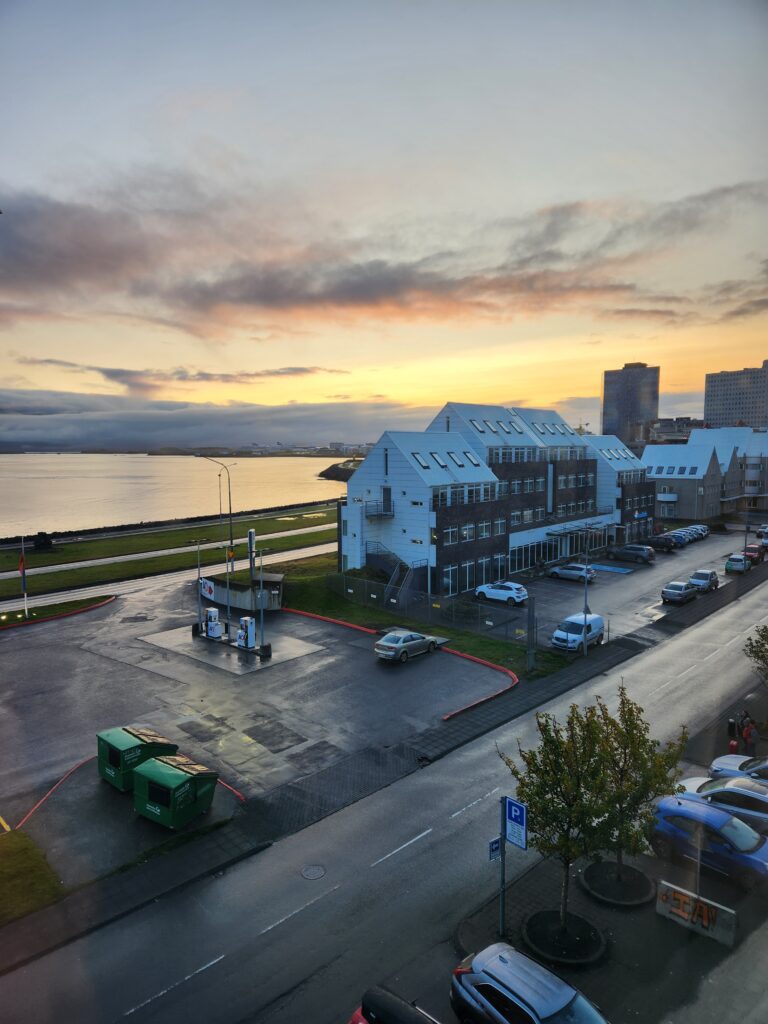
[560,859,571,930]
[616,845,624,883]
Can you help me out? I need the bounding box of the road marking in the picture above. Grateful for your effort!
[258,884,341,935]
[702,648,720,660]
[450,787,500,819]
[371,829,432,867]
[122,954,225,1016]
[0,815,9,832]
[725,635,740,647]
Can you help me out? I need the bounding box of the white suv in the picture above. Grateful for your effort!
[475,581,528,605]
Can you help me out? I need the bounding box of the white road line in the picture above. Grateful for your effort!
[258,884,341,935]
[450,787,500,819]
[371,829,433,867]
[648,677,677,696]
[702,648,721,660]
[122,954,225,1016]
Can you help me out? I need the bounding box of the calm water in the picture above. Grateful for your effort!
[0,454,345,536]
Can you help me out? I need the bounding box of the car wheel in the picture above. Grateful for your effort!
[507,597,517,606]
[636,556,643,564]
[428,641,436,653]
[399,651,408,663]
[651,836,674,861]
[476,592,486,600]
[518,599,527,607]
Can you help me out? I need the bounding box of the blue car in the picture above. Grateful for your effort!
[678,776,768,834]
[450,943,609,1024]
[652,796,768,888]
[709,754,768,782]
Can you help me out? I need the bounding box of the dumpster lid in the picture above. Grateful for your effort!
[123,726,175,746]
[156,754,217,779]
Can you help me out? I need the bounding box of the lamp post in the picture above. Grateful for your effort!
[202,457,236,638]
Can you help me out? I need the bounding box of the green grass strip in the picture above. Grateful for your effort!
[0,529,337,600]
[0,831,64,927]
[0,504,337,572]
[0,596,114,628]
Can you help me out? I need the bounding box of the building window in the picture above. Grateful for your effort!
[586,498,594,511]
[464,450,481,466]
[689,466,697,474]
[430,451,448,469]
[557,504,566,516]
[666,467,675,474]
[535,507,545,521]
[447,451,464,467]
[493,553,507,579]
[412,452,430,469]
[469,419,485,432]
[577,500,585,513]
[511,480,521,494]
[443,526,458,545]
[587,473,595,486]
[523,509,533,523]
[460,523,475,542]
[558,474,567,489]
[478,521,491,539]
[524,478,534,493]
[477,556,491,584]
[443,564,458,595]
[568,474,577,487]
[461,560,475,591]
[655,465,664,474]
[493,517,506,535]
[483,419,499,433]
[497,421,511,434]
[535,477,545,492]
[410,538,423,545]
[567,502,576,515]
[342,520,348,536]
[678,466,686,475]
[510,510,521,525]
[411,500,423,506]
[578,473,585,487]
[467,484,481,502]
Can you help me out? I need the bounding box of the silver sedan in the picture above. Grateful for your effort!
[374,630,441,663]
[549,563,597,582]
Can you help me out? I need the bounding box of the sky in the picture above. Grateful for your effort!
[1,0,766,449]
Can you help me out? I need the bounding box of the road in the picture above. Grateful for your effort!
[0,524,333,580]
[0,542,337,612]
[2,584,766,1023]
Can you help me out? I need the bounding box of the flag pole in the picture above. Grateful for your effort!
[20,535,29,619]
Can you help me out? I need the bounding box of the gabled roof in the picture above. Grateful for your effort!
[510,406,583,445]
[582,434,644,468]
[383,431,498,486]
[640,443,718,480]
[688,427,768,463]
[427,402,543,447]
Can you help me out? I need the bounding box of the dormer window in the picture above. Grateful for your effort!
[464,451,481,466]
[497,421,511,434]
[430,451,448,469]
[510,422,524,434]
[412,453,430,469]
[483,419,499,433]
[447,451,465,467]
[469,419,485,432]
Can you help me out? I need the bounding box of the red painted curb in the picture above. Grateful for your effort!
[440,648,519,720]
[0,596,117,631]
[15,756,97,830]
[281,607,379,635]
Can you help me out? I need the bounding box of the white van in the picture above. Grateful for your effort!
[551,613,605,651]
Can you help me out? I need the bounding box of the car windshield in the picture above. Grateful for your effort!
[544,992,607,1024]
[666,584,683,591]
[741,757,768,771]
[558,621,585,635]
[697,780,723,794]
[691,572,708,581]
[720,815,763,853]
[381,634,404,644]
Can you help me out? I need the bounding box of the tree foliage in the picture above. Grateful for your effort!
[594,686,687,878]
[744,625,768,681]
[499,703,609,928]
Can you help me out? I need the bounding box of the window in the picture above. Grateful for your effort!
[460,523,475,542]
[533,422,545,434]
[568,474,577,487]
[544,423,556,434]
[478,520,491,539]
[510,510,521,525]
[678,466,687,475]
[667,466,675,474]
[411,499,423,506]
[493,517,506,535]
[587,473,595,486]
[555,423,566,434]
[558,474,567,489]
[469,418,485,432]
[430,451,448,469]
[475,985,534,1023]
[493,553,507,579]
[443,564,458,595]
[447,451,464,467]
[460,560,475,591]
[655,465,664,474]
[483,419,499,433]
[443,526,458,545]
[412,452,430,469]
[477,556,491,585]
[535,507,545,521]
[464,450,481,466]
[568,502,576,514]
[535,477,545,491]
[586,498,594,511]
[509,421,524,434]
[523,509,533,523]
[524,478,534,493]
[410,538,423,544]
[497,420,511,433]
[342,520,348,536]
[689,466,698,474]
[511,480,521,494]
[557,503,566,516]
[578,500,585,513]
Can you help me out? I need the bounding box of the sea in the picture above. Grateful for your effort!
[0,453,346,537]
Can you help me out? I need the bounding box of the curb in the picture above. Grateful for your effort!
[281,606,378,634]
[0,596,117,631]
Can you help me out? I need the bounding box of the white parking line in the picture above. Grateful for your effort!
[371,829,432,867]
[450,787,500,819]
[258,884,341,935]
[123,954,225,1016]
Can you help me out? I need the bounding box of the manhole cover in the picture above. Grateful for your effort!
[301,864,326,880]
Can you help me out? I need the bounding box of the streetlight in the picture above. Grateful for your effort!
[202,457,236,638]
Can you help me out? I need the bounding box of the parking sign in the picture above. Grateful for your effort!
[504,797,527,849]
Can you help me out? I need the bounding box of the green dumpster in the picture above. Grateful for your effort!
[132,755,218,829]
[97,727,178,792]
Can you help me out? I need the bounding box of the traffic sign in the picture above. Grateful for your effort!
[504,797,528,849]
[488,837,501,861]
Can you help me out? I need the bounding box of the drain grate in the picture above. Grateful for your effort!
[301,864,326,880]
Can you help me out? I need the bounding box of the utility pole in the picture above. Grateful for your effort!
[202,457,236,638]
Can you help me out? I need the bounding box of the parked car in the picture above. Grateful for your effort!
[688,569,719,593]
[661,581,698,605]
[689,524,710,537]
[648,535,676,553]
[676,527,703,541]
[475,581,528,605]
[348,987,444,1024]
[374,630,440,662]
[744,543,765,565]
[710,754,768,782]
[450,942,609,1024]
[651,796,768,888]
[604,543,655,564]
[548,563,597,582]
[550,613,605,651]
[678,776,768,834]
[664,531,691,546]
[725,553,752,574]
[755,524,768,539]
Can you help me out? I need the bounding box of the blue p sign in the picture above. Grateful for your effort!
[504,797,528,849]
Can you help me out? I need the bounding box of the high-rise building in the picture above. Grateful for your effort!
[601,362,660,448]
[704,360,768,428]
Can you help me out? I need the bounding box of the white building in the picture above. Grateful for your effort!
[704,360,768,429]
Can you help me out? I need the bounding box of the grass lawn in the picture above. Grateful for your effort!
[0,504,338,572]
[228,553,567,679]
[0,529,337,601]
[0,595,114,628]
[0,831,64,927]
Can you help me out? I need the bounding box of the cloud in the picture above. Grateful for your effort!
[15,357,348,396]
[0,389,433,449]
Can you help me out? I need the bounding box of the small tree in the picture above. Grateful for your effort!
[594,686,687,880]
[499,703,608,930]
[744,626,768,683]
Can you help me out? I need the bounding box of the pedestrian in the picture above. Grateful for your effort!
[729,737,739,755]
[738,709,751,752]
[745,720,759,758]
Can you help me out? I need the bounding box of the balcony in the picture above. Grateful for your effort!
[364,501,395,518]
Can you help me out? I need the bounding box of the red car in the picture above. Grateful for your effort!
[744,543,765,565]
[348,987,444,1023]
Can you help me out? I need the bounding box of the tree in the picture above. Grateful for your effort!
[498,703,608,929]
[744,626,768,683]
[594,686,687,881]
